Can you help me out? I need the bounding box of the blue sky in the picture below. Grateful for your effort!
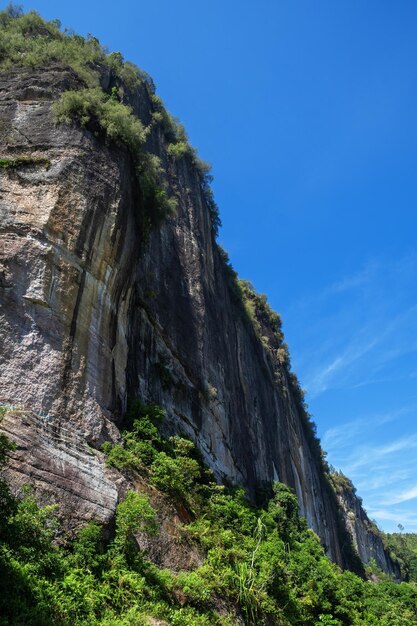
[17,0,417,532]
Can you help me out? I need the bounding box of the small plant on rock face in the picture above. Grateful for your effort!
[0,156,51,169]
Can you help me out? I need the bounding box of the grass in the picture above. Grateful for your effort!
[0,156,51,169]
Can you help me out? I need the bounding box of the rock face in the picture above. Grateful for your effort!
[0,407,122,531]
[0,65,394,573]
[334,480,401,578]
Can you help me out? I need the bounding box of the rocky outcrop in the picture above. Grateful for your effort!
[0,65,396,574]
[332,475,401,578]
[0,406,122,530]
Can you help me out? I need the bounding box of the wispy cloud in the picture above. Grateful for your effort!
[325,260,379,295]
[383,485,417,505]
[365,509,417,530]
[356,469,411,491]
[343,435,417,474]
[288,254,417,398]
[322,406,413,451]
[283,252,417,532]
[305,334,381,396]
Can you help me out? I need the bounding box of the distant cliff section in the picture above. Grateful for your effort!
[330,472,401,578]
[0,9,396,575]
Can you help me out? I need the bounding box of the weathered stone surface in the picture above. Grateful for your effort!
[0,407,122,529]
[0,65,395,573]
[336,485,401,578]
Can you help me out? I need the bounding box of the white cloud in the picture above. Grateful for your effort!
[344,435,417,474]
[288,252,417,398]
[366,508,417,530]
[383,485,417,505]
[284,252,417,532]
[322,406,416,452]
[355,469,410,491]
[305,335,381,396]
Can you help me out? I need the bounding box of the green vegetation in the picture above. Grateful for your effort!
[328,471,357,496]
[0,6,178,234]
[102,403,203,507]
[0,5,142,88]
[0,5,221,238]
[237,280,284,346]
[383,533,417,583]
[52,86,177,232]
[229,278,328,479]
[151,93,221,236]
[53,88,147,149]
[0,156,51,169]
[1,404,417,625]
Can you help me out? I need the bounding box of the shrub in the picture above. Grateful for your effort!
[115,491,158,546]
[150,451,200,501]
[167,141,190,160]
[53,87,147,147]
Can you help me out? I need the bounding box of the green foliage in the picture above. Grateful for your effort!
[0,156,51,169]
[329,471,357,495]
[103,403,202,505]
[52,88,147,148]
[0,417,417,625]
[70,522,105,572]
[0,6,141,88]
[383,532,417,582]
[114,491,159,558]
[237,280,284,346]
[167,140,190,160]
[0,7,220,238]
[0,7,177,234]
[52,88,177,233]
[227,278,327,480]
[151,93,221,236]
[201,170,221,237]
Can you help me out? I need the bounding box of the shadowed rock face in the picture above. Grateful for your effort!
[335,485,401,579]
[0,65,394,572]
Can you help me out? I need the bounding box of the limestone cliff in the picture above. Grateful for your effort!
[0,62,394,574]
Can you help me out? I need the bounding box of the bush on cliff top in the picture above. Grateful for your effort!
[0,4,143,89]
[0,5,221,237]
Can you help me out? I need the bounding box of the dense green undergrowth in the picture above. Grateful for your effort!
[1,403,417,626]
[383,533,417,583]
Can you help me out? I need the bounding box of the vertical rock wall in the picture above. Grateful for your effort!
[0,65,395,573]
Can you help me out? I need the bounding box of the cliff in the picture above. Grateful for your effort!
[0,17,395,576]
[331,472,401,578]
